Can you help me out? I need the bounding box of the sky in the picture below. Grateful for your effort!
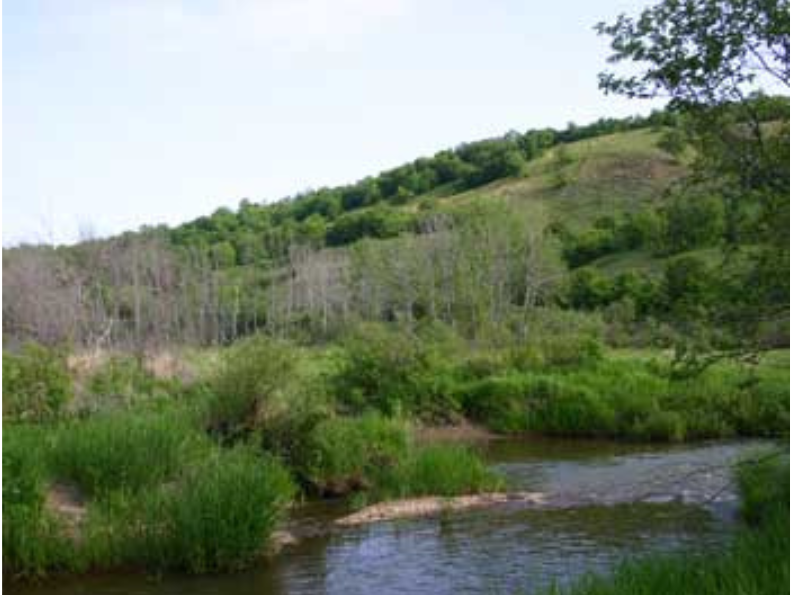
[4,0,666,246]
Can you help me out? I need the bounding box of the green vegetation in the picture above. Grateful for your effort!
[549,453,789,595]
[2,1,789,583]
[136,447,295,573]
[3,343,73,422]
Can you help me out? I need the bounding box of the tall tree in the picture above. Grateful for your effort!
[597,0,790,361]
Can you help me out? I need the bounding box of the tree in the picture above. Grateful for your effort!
[596,0,789,105]
[597,0,790,356]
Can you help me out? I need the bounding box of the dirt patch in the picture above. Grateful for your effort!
[335,492,547,526]
[45,482,88,542]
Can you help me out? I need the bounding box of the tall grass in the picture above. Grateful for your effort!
[136,447,295,573]
[3,426,74,579]
[50,409,205,496]
[387,444,504,498]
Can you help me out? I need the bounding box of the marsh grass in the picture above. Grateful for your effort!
[135,447,295,573]
[49,409,205,497]
[389,444,504,498]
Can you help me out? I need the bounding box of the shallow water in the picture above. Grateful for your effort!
[11,439,764,595]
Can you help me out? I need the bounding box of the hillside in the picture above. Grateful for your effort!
[2,107,785,350]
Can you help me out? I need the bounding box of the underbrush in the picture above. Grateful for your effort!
[548,452,789,595]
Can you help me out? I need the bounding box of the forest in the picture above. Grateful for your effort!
[3,0,789,593]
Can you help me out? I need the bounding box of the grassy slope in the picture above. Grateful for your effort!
[435,129,685,226]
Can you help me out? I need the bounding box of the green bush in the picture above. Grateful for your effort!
[332,323,462,420]
[50,410,203,496]
[3,343,73,423]
[208,335,299,439]
[136,447,295,573]
[456,374,534,433]
[300,414,410,495]
[528,378,616,437]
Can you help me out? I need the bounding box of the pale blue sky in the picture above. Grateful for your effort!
[4,0,663,245]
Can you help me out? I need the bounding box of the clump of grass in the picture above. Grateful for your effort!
[136,447,295,573]
[50,410,205,496]
[392,444,504,498]
[456,355,788,442]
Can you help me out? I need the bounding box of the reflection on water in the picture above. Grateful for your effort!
[10,440,764,595]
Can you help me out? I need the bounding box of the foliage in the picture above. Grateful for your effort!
[207,335,299,439]
[50,410,203,497]
[456,355,788,441]
[136,447,294,573]
[3,426,73,579]
[332,323,462,420]
[597,0,790,356]
[3,343,73,423]
[376,444,503,500]
[298,414,411,495]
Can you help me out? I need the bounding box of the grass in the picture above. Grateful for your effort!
[456,353,789,441]
[386,444,503,498]
[135,447,295,573]
[548,452,789,595]
[49,409,205,497]
[3,426,74,579]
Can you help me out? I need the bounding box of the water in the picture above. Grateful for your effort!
[11,439,764,595]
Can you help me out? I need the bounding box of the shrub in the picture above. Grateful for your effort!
[50,410,203,496]
[300,414,410,495]
[137,447,295,573]
[332,323,461,420]
[527,378,616,437]
[3,343,73,423]
[208,335,299,439]
[456,374,534,433]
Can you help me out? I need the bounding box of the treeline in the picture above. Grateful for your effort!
[3,204,561,349]
[165,110,678,261]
